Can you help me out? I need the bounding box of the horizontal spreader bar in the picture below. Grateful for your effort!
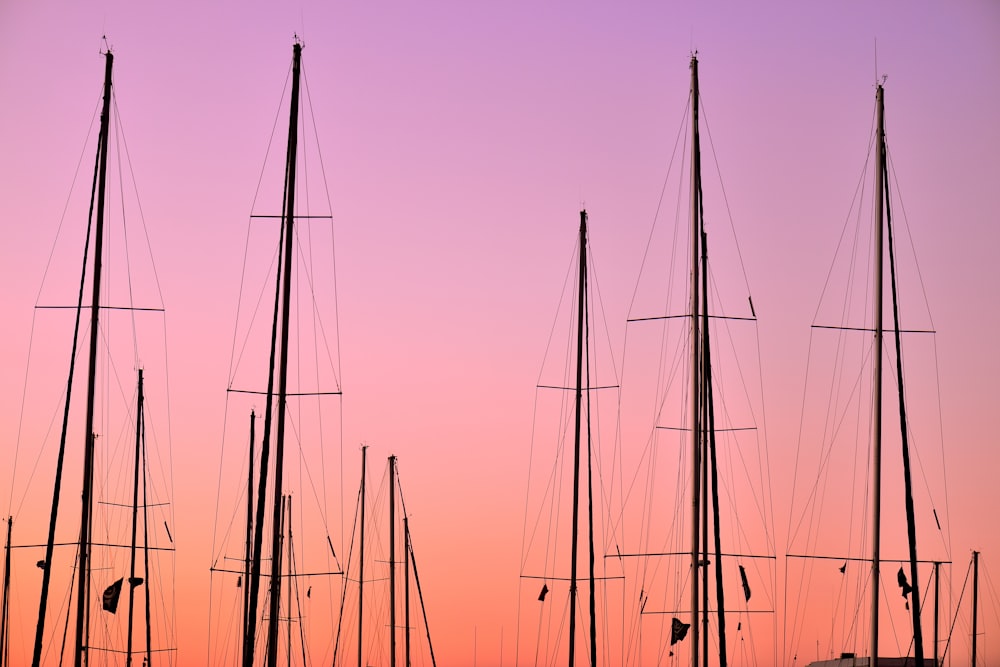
[520,574,625,582]
[210,566,342,577]
[786,553,951,564]
[611,551,775,560]
[643,609,773,615]
[36,305,164,312]
[250,214,334,219]
[655,426,757,433]
[227,389,342,397]
[537,384,619,391]
[628,314,756,323]
[811,324,935,334]
[14,541,174,552]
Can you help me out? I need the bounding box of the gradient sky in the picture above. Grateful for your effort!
[1,1,998,666]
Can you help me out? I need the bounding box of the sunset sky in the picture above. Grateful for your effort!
[1,1,998,666]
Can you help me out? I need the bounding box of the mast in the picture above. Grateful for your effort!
[287,496,293,667]
[390,455,397,667]
[1,517,10,667]
[870,82,886,667]
[405,517,411,667]
[933,561,940,667]
[245,41,303,667]
[126,370,145,665]
[265,39,303,667]
[244,410,255,667]
[567,209,587,667]
[972,551,979,667]
[75,48,115,667]
[688,54,703,667]
[142,427,152,667]
[702,229,728,667]
[358,446,367,667]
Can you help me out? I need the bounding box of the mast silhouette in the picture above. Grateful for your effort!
[870,82,926,667]
[265,38,302,667]
[870,83,886,667]
[567,209,590,667]
[244,410,256,667]
[1,517,10,667]
[688,54,703,667]
[125,370,146,666]
[390,455,398,667]
[358,445,367,667]
[687,53,730,667]
[972,551,979,667]
[242,40,303,667]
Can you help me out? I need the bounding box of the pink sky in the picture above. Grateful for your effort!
[1,1,998,665]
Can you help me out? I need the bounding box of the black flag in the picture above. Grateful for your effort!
[897,567,913,598]
[671,617,691,645]
[538,584,549,602]
[103,578,124,614]
[739,564,752,602]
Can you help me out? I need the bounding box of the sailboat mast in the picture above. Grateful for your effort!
[265,40,303,667]
[126,370,145,665]
[390,455,398,667]
[405,517,411,667]
[688,54,703,667]
[74,49,115,667]
[358,445,367,667]
[933,561,940,666]
[870,82,886,667]
[972,551,979,667]
[1,517,11,667]
[701,229,729,667]
[567,209,587,667]
[142,433,152,666]
[244,410,256,667]
[287,496,293,667]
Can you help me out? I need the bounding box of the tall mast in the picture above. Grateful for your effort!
[702,229,728,667]
[265,39,303,667]
[74,49,115,667]
[358,446,367,667]
[390,455,397,667]
[1,517,11,667]
[567,209,587,667]
[870,82,886,667]
[972,551,979,667]
[933,561,940,667]
[583,241,597,667]
[142,428,152,666]
[688,54,703,667]
[405,517,411,667]
[287,496,293,667]
[126,370,145,665]
[244,410,256,667]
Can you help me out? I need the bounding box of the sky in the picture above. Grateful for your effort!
[1,1,998,666]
